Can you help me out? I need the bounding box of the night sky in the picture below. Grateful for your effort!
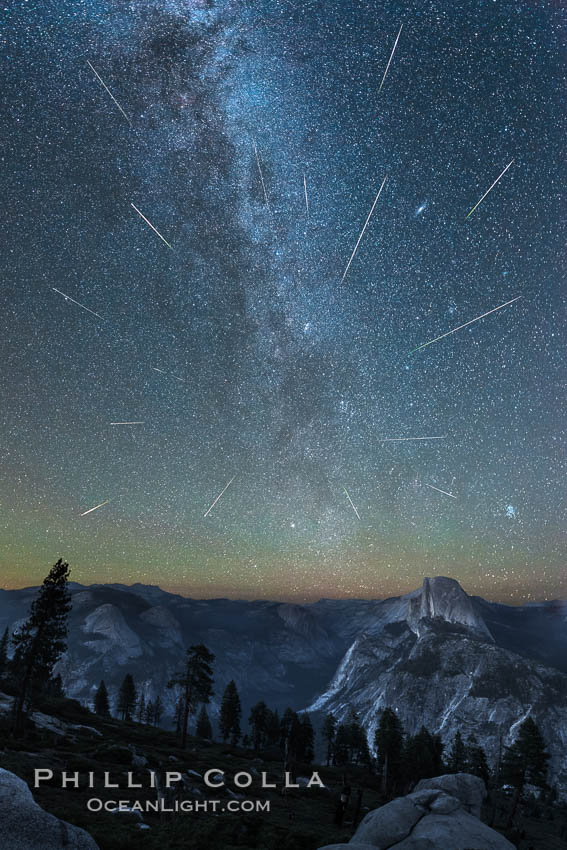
[1,0,565,602]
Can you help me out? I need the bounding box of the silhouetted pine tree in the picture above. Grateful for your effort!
[44,673,64,699]
[402,726,444,786]
[322,713,336,766]
[448,730,467,773]
[465,734,490,785]
[174,697,184,734]
[196,704,212,739]
[94,680,110,717]
[144,699,155,725]
[117,674,137,721]
[153,694,163,727]
[502,717,550,826]
[219,680,242,745]
[11,558,72,732]
[0,627,9,678]
[345,709,368,765]
[299,713,315,763]
[168,644,215,749]
[266,708,281,747]
[280,707,296,750]
[374,707,404,793]
[249,700,269,750]
[288,713,304,761]
[333,724,350,766]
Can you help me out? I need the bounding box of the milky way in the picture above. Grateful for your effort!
[1,0,564,602]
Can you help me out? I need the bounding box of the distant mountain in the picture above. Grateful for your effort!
[307,577,567,794]
[1,576,566,789]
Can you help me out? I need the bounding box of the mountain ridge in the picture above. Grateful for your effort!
[1,576,566,790]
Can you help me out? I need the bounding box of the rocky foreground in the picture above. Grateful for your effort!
[0,768,99,850]
[0,767,516,850]
[318,773,515,850]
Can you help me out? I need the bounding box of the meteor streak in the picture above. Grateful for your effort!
[110,422,144,425]
[378,24,403,94]
[52,288,103,320]
[379,436,446,442]
[204,477,235,518]
[425,483,457,499]
[131,203,173,250]
[80,500,109,516]
[340,176,387,284]
[303,174,309,216]
[151,367,185,382]
[344,487,361,520]
[410,296,521,353]
[253,141,271,213]
[86,60,132,126]
[466,160,514,219]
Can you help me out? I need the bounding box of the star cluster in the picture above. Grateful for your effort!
[1,0,565,602]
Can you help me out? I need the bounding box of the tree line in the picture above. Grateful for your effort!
[0,557,553,817]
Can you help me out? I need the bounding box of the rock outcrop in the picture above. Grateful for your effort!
[308,581,567,793]
[0,768,99,849]
[407,577,493,641]
[317,774,514,850]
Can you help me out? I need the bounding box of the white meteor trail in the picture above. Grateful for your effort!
[110,421,144,425]
[253,141,271,213]
[86,60,132,126]
[131,203,173,250]
[410,296,521,353]
[378,24,403,94]
[52,287,103,320]
[466,159,514,219]
[151,367,185,382]
[344,487,361,520]
[340,176,387,284]
[204,476,235,518]
[303,174,309,216]
[379,436,446,442]
[80,500,109,516]
[425,483,457,499]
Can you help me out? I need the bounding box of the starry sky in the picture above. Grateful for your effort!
[1,0,565,603]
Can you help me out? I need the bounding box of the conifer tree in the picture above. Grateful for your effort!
[322,713,336,766]
[502,717,550,826]
[0,627,9,678]
[45,673,65,699]
[168,644,215,749]
[266,708,281,747]
[280,707,296,750]
[11,558,72,732]
[153,694,163,727]
[137,692,146,723]
[94,680,110,717]
[196,704,213,739]
[299,713,315,763]
[219,680,242,745]
[117,674,137,721]
[502,717,549,790]
[333,723,350,766]
[174,697,184,734]
[249,700,269,750]
[345,709,368,765]
[465,734,490,784]
[288,712,303,760]
[145,699,155,725]
[374,707,404,792]
[402,726,444,785]
[448,730,467,773]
